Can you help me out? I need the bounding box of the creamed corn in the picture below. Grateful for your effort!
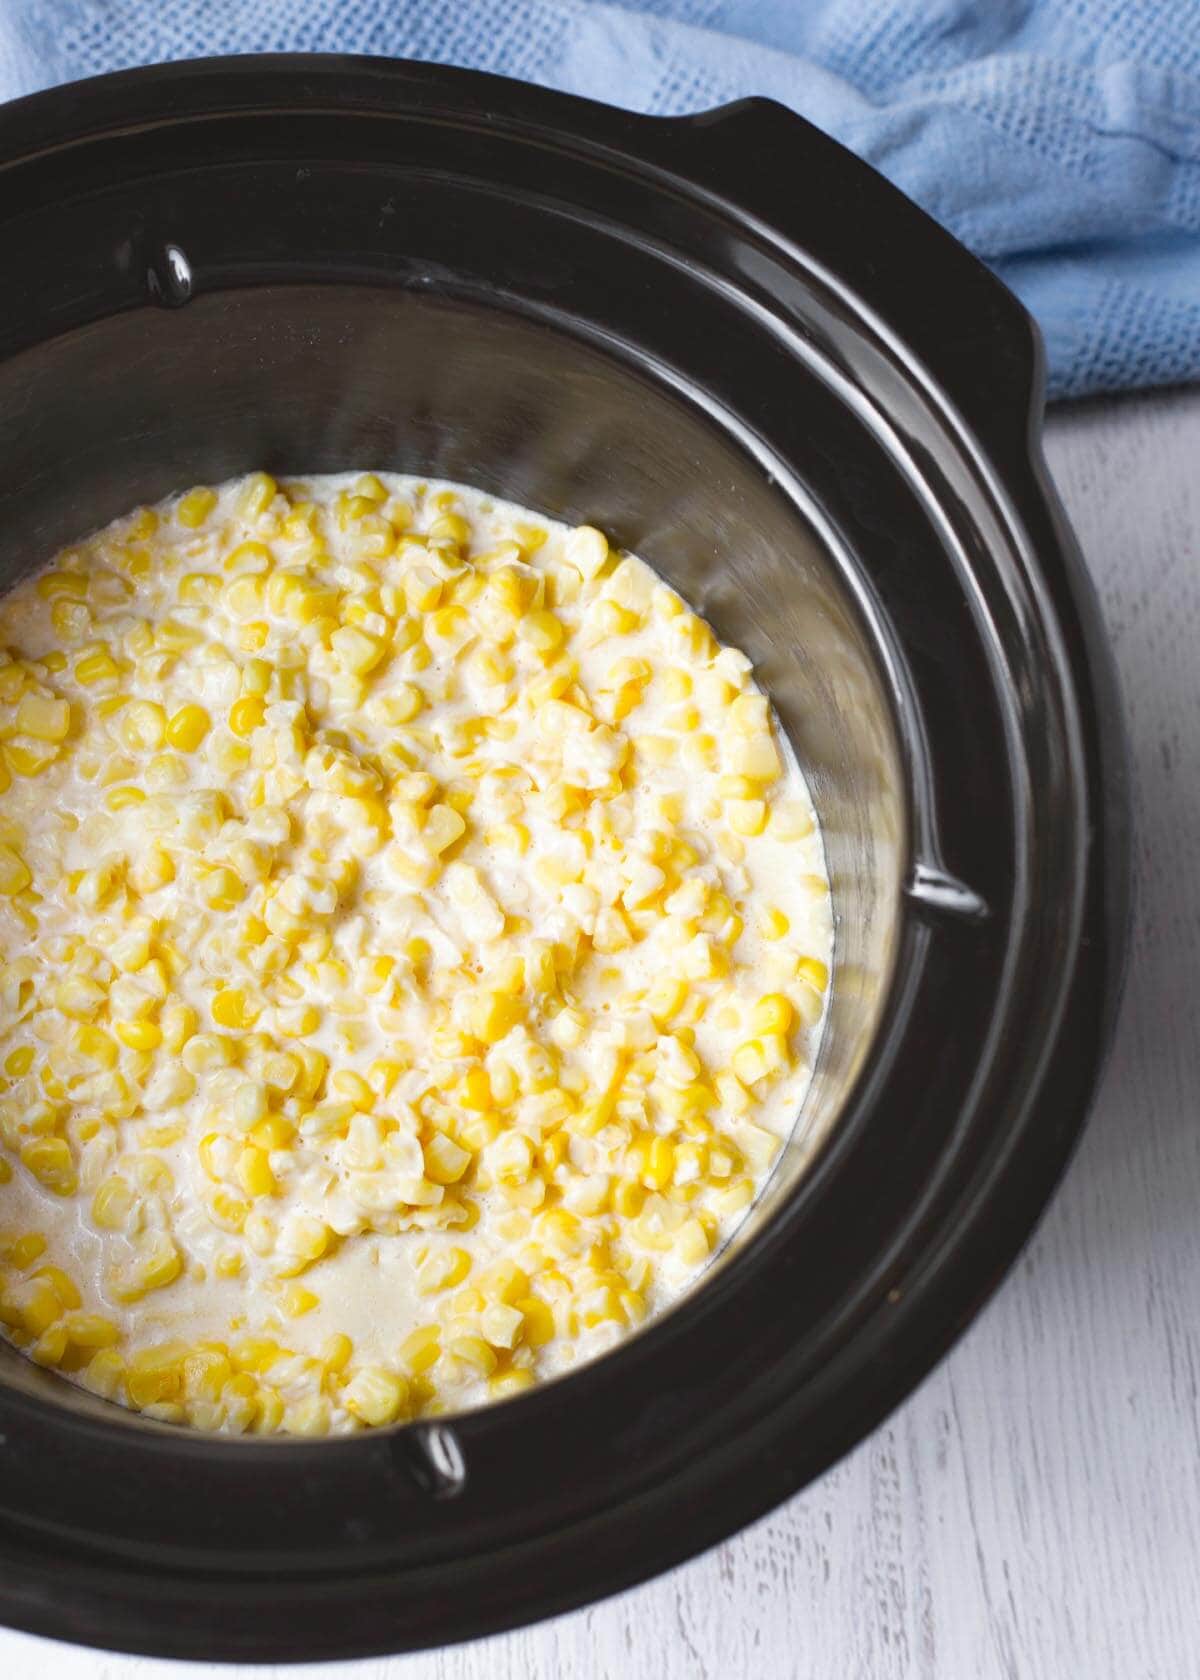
[0,472,831,1434]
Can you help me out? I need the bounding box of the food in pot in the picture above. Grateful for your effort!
[0,472,831,1433]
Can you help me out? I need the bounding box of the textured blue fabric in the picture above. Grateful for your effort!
[1,1,1198,399]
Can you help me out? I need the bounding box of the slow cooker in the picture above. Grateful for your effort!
[0,56,1128,1661]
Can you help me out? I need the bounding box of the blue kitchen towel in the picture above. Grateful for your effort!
[1,0,1198,400]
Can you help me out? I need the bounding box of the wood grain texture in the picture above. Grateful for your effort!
[3,387,1197,1680]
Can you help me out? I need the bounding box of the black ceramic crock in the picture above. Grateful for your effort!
[0,56,1128,1662]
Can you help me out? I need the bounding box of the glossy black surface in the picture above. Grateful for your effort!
[0,56,1128,1661]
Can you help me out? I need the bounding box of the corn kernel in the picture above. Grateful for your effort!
[751,994,794,1036]
[0,844,32,896]
[228,695,265,737]
[20,1136,76,1195]
[344,1365,408,1426]
[121,700,166,751]
[399,1326,441,1375]
[796,956,829,993]
[424,1131,471,1185]
[166,703,210,751]
[727,798,767,837]
[16,692,71,742]
[177,486,217,527]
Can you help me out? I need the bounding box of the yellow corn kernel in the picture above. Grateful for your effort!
[751,994,794,1036]
[81,1347,126,1400]
[223,541,272,579]
[160,1001,197,1054]
[796,955,829,994]
[331,624,388,676]
[293,1046,327,1100]
[203,868,246,911]
[478,1259,530,1305]
[422,802,466,855]
[428,511,470,547]
[120,699,166,751]
[329,1069,373,1110]
[228,695,265,737]
[4,1045,35,1078]
[729,733,782,783]
[403,566,442,613]
[320,1332,354,1374]
[770,799,815,840]
[246,1111,289,1152]
[62,1312,121,1349]
[211,986,260,1030]
[458,1066,493,1113]
[416,1246,472,1295]
[32,1265,81,1310]
[675,1217,711,1267]
[344,1365,408,1426]
[0,844,32,896]
[611,1177,646,1219]
[646,975,686,1025]
[489,1368,536,1399]
[447,1334,497,1377]
[239,471,278,518]
[198,1132,224,1181]
[6,1232,44,1270]
[523,609,566,655]
[235,1146,275,1199]
[636,1134,676,1191]
[467,991,520,1046]
[282,1283,319,1318]
[232,1336,283,1376]
[104,785,146,812]
[91,1175,135,1231]
[31,1323,70,1367]
[16,692,71,742]
[233,648,267,688]
[9,1276,62,1336]
[525,665,572,708]
[515,1295,556,1348]
[121,1234,183,1302]
[114,1017,162,1051]
[731,1033,787,1086]
[165,703,210,751]
[177,486,217,527]
[424,1131,471,1185]
[726,798,767,837]
[760,906,790,941]
[129,845,175,894]
[594,599,640,637]
[386,682,424,723]
[181,569,222,605]
[74,647,121,685]
[20,1136,76,1195]
[399,1326,442,1375]
[37,569,88,601]
[224,574,267,620]
[207,1190,250,1233]
[5,739,57,776]
[182,1032,236,1074]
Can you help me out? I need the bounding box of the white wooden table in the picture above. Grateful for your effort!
[3,387,1197,1680]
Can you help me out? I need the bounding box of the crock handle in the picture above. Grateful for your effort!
[648,96,1045,460]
